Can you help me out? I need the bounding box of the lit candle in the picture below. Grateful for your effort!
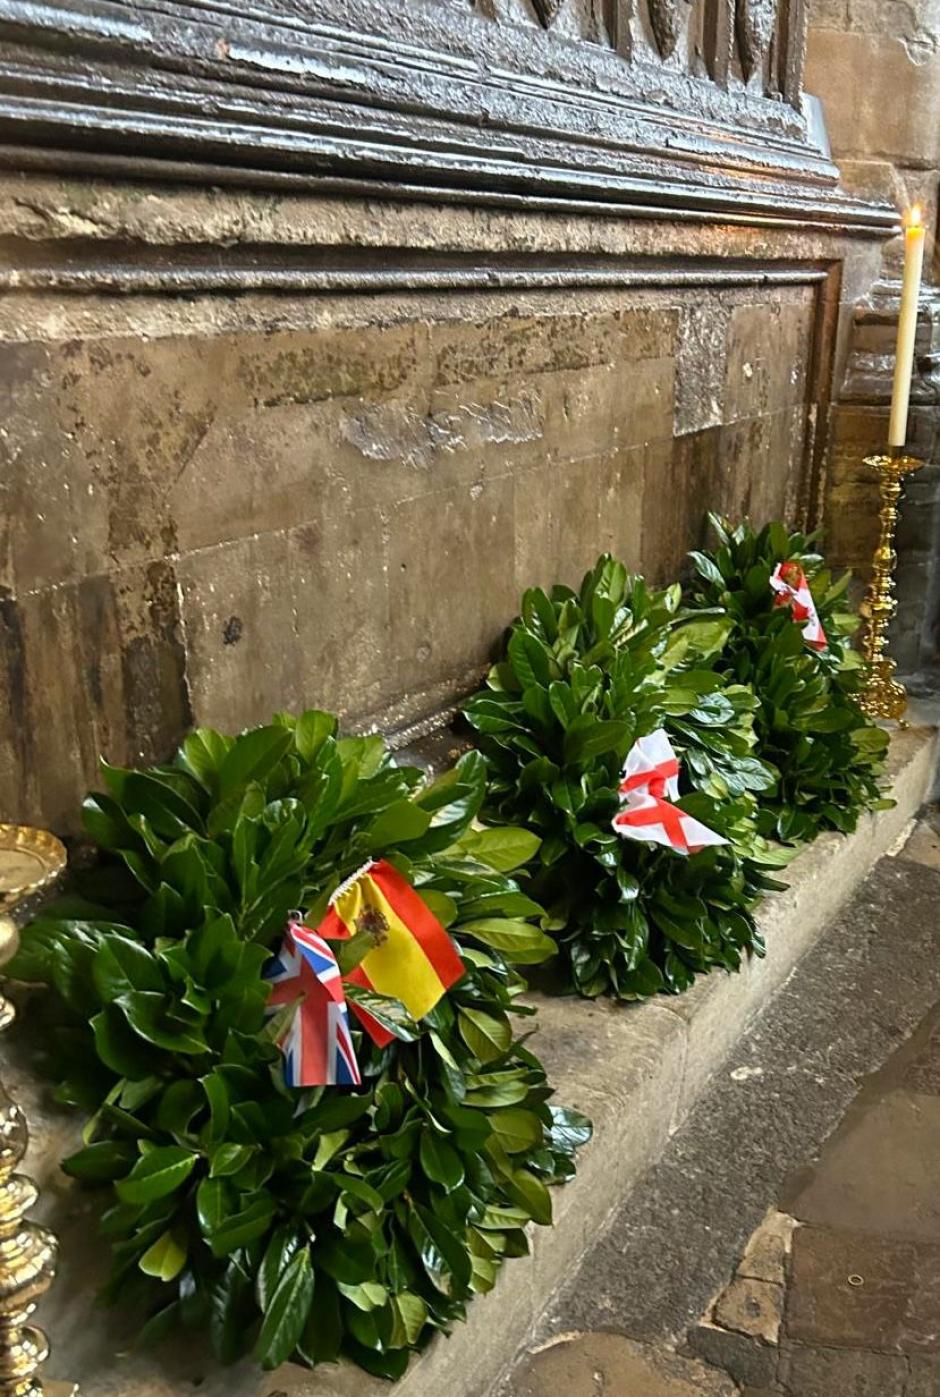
[888,205,926,449]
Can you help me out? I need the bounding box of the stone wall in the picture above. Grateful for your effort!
[3,188,846,831]
[807,0,940,258]
[0,0,894,831]
[807,0,940,673]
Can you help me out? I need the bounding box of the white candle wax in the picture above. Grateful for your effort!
[888,207,927,449]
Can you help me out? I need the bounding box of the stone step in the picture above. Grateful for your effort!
[504,810,940,1397]
[20,725,938,1397]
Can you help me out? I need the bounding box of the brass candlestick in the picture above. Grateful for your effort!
[0,824,75,1397]
[857,451,924,722]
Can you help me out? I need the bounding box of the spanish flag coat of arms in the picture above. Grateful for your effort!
[318,859,466,1047]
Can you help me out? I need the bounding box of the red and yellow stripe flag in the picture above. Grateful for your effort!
[318,859,465,1047]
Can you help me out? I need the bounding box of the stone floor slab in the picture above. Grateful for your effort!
[894,1008,940,1098]
[785,1089,940,1241]
[786,1224,940,1354]
[777,1340,909,1397]
[906,1354,940,1395]
[713,1278,783,1344]
[735,1212,794,1287]
[507,1332,740,1397]
[689,1324,778,1389]
[898,811,940,871]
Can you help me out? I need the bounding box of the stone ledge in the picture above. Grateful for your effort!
[32,725,939,1397]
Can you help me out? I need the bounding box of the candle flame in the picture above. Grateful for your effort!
[907,204,923,229]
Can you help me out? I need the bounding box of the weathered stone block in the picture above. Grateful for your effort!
[3,281,819,828]
[825,481,880,573]
[809,0,849,27]
[805,32,940,163]
[430,308,677,387]
[786,1224,940,1352]
[178,509,394,732]
[713,1277,784,1343]
[0,561,189,831]
[786,1089,940,1242]
[906,1354,940,1396]
[514,450,633,591]
[170,401,334,557]
[672,427,723,547]
[387,473,517,695]
[777,1340,909,1396]
[541,356,676,459]
[724,298,813,427]
[596,443,648,573]
[688,1323,780,1388]
[237,323,424,406]
[736,1211,795,1286]
[641,438,703,583]
[715,409,807,528]
[674,301,730,436]
[508,1333,740,1397]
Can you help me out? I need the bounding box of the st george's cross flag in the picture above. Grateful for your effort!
[263,917,361,1087]
[769,561,827,651]
[318,859,465,1048]
[611,730,729,856]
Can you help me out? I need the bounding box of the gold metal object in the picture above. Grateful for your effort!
[0,826,70,1397]
[857,452,925,722]
[0,828,65,1032]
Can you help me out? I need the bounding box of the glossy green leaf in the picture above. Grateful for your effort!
[139,1227,187,1282]
[418,1128,465,1189]
[459,827,541,873]
[458,1007,512,1064]
[255,1248,314,1369]
[218,726,293,799]
[457,919,557,965]
[116,993,208,1055]
[116,1147,196,1205]
[257,1224,304,1312]
[389,1291,428,1347]
[62,1139,138,1182]
[207,1193,276,1258]
[487,1108,543,1155]
[208,1143,254,1178]
[92,935,164,1002]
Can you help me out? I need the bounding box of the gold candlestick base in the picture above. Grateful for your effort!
[0,826,71,1397]
[857,452,924,724]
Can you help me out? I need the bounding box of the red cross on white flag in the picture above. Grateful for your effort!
[769,562,827,651]
[611,731,729,856]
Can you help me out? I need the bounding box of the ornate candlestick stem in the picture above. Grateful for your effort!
[0,826,75,1397]
[0,1048,56,1397]
[857,451,924,722]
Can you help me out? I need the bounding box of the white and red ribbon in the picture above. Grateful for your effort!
[769,562,827,652]
[611,731,728,856]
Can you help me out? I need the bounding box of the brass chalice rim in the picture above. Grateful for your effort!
[0,824,67,909]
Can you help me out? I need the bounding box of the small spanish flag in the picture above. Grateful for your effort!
[318,860,465,1047]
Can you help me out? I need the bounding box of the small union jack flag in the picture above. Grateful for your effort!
[263,917,361,1088]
